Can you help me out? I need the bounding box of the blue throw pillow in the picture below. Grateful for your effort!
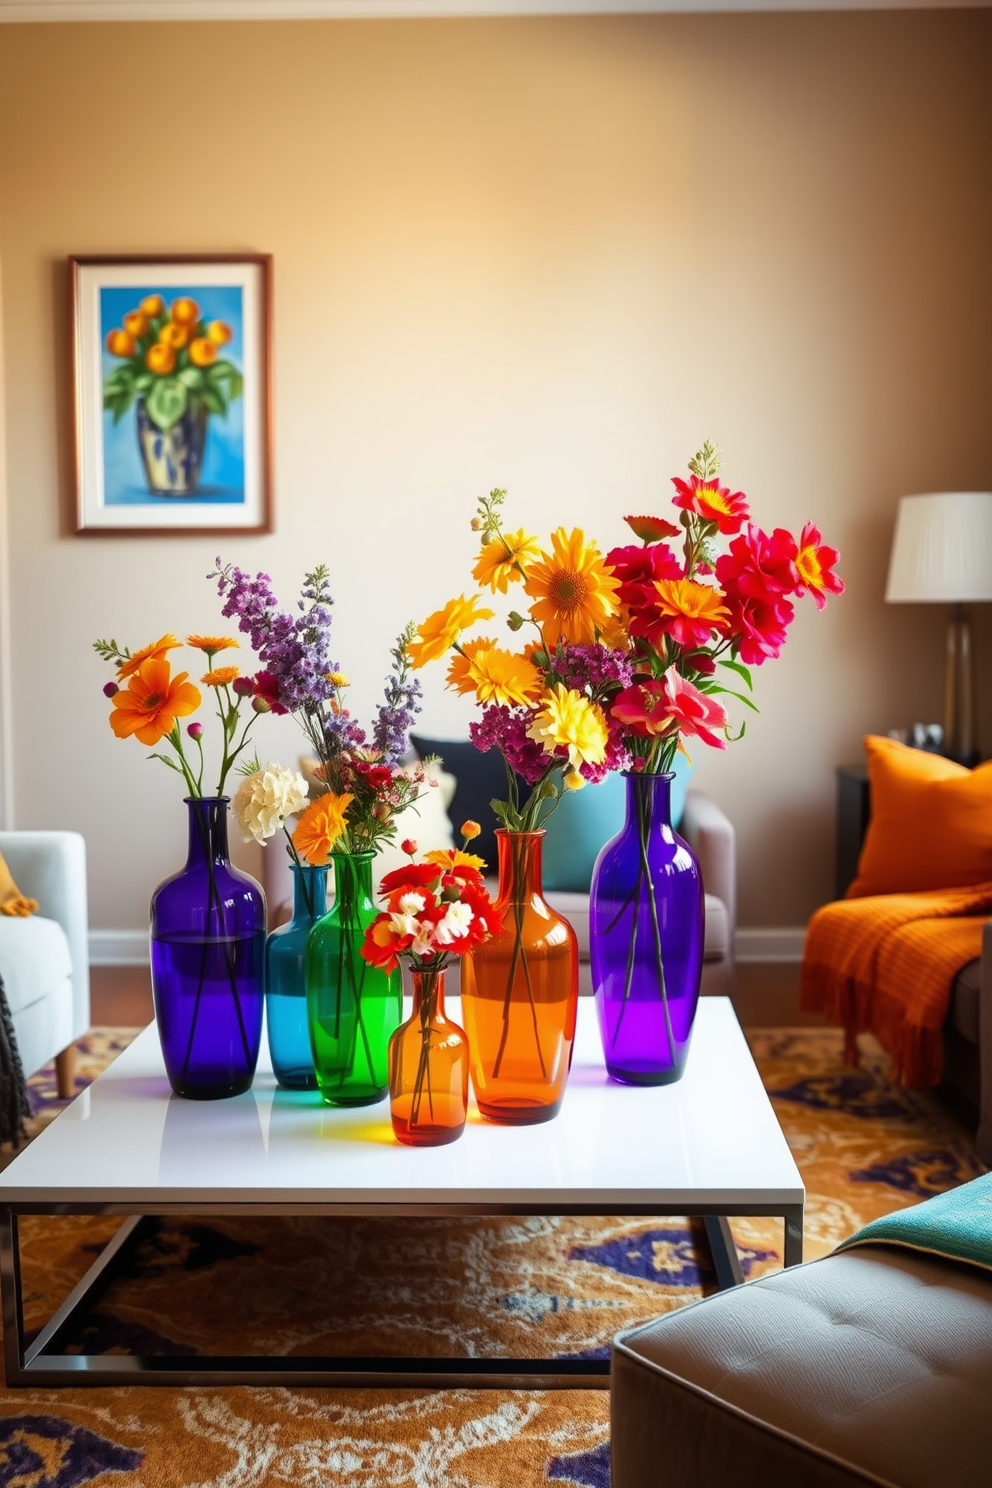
[542,755,694,893]
[409,735,515,875]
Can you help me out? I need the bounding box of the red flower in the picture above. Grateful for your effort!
[252,670,287,715]
[353,762,395,792]
[623,514,680,543]
[378,861,439,896]
[605,543,682,612]
[611,681,672,737]
[794,522,844,611]
[672,476,750,535]
[661,668,728,749]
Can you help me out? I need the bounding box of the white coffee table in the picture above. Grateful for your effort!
[0,996,803,1389]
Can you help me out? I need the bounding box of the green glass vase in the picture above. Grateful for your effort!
[305,851,400,1107]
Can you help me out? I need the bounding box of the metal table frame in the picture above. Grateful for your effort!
[1,1197,803,1389]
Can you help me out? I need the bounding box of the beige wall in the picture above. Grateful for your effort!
[1,12,990,938]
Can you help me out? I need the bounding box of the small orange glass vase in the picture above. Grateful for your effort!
[388,966,469,1146]
[461,829,578,1125]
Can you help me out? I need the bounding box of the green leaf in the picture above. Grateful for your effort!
[177,367,204,390]
[199,384,227,417]
[134,373,153,394]
[104,365,135,393]
[145,377,188,431]
[714,686,760,713]
[208,360,243,402]
[104,387,135,423]
[719,658,754,690]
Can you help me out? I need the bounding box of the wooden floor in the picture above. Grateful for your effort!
[90,960,825,1029]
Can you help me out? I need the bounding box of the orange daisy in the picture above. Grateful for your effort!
[447,641,542,708]
[201,667,241,687]
[292,792,354,865]
[116,633,181,680]
[523,528,620,648]
[109,659,201,746]
[186,634,239,653]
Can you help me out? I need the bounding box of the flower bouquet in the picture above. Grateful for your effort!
[211,560,430,1106]
[407,494,630,1121]
[588,440,843,1083]
[93,632,266,1099]
[361,828,502,1145]
[104,296,242,496]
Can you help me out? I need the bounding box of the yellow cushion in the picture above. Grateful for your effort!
[849,735,992,897]
[0,849,37,917]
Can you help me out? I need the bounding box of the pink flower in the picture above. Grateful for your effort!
[661,668,728,750]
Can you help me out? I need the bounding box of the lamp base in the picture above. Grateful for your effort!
[943,604,978,766]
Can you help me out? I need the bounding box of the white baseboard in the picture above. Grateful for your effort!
[89,930,149,966]
[89,926,807,967]
[734,928,805,964]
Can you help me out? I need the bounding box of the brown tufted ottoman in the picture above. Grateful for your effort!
[612,1244,992,1488]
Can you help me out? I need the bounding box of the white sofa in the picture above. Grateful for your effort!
[0,832,90,1093]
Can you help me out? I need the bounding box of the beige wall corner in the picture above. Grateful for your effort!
[1,12,991,934]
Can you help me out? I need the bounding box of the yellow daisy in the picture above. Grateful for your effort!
[407,594,495,669]
[472,528,542,594]
[527,685,609,770]
[523,528,620,648]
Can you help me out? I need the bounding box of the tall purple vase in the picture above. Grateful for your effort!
[151,797,266,1100]
[589,772,703,1085]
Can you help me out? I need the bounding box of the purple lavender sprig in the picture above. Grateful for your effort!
[373,622,423,764]
[210,560,339,714]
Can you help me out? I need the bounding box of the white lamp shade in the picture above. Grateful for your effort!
[886,492,992,604]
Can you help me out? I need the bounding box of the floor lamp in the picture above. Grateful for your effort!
[886,491,992,768]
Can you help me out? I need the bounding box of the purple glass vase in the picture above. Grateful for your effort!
[150,797,266,1100]
[589,772,703,1085]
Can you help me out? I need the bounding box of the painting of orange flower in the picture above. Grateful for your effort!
[71,255,272,536]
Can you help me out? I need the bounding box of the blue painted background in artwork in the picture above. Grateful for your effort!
[99,284,245,507]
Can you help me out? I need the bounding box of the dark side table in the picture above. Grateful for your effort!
[835,764,870,899]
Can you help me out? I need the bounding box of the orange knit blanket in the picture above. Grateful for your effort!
[800,884,992,1087]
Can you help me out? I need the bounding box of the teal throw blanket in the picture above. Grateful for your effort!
[837,1172,992,1274]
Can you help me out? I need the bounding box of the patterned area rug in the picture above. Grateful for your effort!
[0,1025,983,1488]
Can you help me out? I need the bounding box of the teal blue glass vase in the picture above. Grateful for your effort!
[265,862,329,1090]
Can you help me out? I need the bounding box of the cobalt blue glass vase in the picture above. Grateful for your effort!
[150,797,266,1100]
[265,862,328,1090]
[589,772,703,1085]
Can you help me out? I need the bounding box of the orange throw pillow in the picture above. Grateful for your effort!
[848,735,992,898]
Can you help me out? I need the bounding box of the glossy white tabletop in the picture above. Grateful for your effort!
[0,997,803,1212]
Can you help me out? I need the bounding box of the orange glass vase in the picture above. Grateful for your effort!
[461,829,578,1125]
[388,967,469,1146]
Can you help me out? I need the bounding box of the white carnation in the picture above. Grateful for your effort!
[434,900,474,946]
[231,763,309,845]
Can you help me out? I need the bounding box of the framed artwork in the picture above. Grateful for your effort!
[70,254,272,535]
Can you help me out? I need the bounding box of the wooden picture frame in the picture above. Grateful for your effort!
[70,254,273,535]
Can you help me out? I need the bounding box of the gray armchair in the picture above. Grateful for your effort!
[0,832,90,1094]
